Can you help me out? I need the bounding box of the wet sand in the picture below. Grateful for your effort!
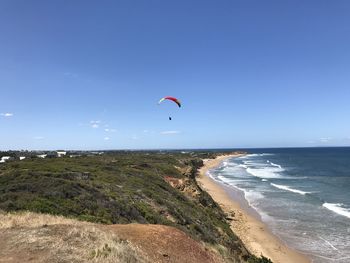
[197,154,310,263]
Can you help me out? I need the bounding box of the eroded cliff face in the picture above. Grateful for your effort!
[164,157,253,262]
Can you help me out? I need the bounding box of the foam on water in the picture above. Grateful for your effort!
[246,167,284,179]
[271,183,311,195]
[269,162,282,169]
[206,171,216,181]
[237,156,287,180]
[222,161,233,167]
[217,175,235,185]
[215,175,248,193]
[318,236,339,251]
[322,203,350,219]
[244,190,264,201]
[239,153,273,159]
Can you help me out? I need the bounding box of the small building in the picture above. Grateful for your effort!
[90,151,104,155]
[0,156,15,163]
[19,157,26,161]
[57,151,67,157]
[37,154,47,159]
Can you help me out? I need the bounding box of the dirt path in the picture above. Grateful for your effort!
[106,224,223,263]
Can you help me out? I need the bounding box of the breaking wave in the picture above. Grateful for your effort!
[271,183,311,195]
[322,203,350,219]
[246,167,284,179]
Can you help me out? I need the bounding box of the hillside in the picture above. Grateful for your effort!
[0,211,226,263]
[0,151,270,262]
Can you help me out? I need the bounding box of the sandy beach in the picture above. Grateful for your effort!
[197,154,310,263]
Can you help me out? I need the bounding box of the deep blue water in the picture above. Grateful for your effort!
[209,147,350,262]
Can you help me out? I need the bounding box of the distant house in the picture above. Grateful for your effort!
[57,151,67,157]
[0,156,15,163]
[37,154,47,159]
[90,151,104,155]
[19,157,26,161]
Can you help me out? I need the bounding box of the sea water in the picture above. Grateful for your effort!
[209,147,350,262]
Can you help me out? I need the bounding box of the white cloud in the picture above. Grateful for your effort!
[34,136,44,140]
[104,137,110,141]
[86,120,116,132]
[104,128,116,133]
[160,130,181,135]
[90,120,101,129]
[1,113,13,117]
[320,137,332,143]
[90,120,100,124]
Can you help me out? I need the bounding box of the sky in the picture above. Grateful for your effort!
[0,0,350,150]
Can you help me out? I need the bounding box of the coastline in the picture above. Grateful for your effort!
[197,154,310,263]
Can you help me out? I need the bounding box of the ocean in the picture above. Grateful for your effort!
[208,147,350,263]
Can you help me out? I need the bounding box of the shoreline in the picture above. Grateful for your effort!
[197,154,310,263]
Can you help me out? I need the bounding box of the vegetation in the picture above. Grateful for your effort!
[0,151,270,262]
[0,211,147,263]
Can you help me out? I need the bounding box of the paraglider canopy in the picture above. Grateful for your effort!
[158,96,181,108]
[158,96,181,120]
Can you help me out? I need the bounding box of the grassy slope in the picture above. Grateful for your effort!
[0,211,147,263]
[0,152,270,263]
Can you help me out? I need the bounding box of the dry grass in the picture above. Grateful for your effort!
[0,211,148,263]
[0,211,83,229]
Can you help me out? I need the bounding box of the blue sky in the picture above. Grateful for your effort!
[1,0,349,150]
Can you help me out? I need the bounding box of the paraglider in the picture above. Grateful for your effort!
[158,96,181,120]
[158,96,181,108]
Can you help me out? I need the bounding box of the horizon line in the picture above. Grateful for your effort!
[1,145,350,152]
